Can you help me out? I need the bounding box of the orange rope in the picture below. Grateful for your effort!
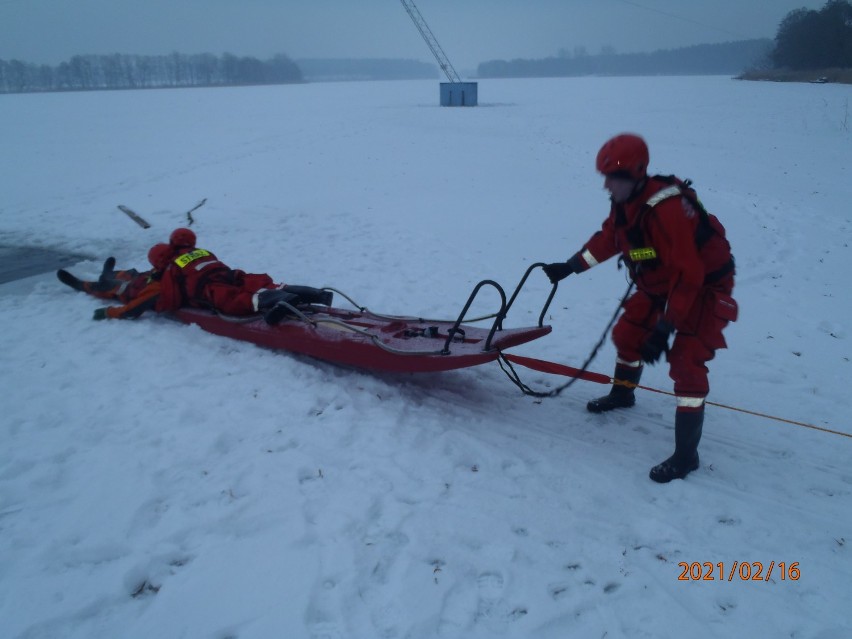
[616,380,851,439]
[502,353,851,439]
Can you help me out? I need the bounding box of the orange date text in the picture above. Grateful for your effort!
[677,561,800,582]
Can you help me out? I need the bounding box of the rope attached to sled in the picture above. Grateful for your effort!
[501,352,851,439]
[498,280,634,399]
[496,276,850,439]
[322,287,501,324]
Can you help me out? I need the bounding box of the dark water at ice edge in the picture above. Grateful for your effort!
[0,246,91,285]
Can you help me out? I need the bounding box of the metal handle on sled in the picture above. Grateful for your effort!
[503,262,558,329]
[442,264,556,355]
[442,280,507,355]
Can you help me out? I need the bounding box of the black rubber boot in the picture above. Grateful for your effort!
[257,289,301,310]
[57,269,86,291]
[89,260,141,293]
[649,407,704,483]
[264,302,299,325]
[85,257,121,292]
[281,285,333,306]
[256,290,302,325]
[587,363,643,413]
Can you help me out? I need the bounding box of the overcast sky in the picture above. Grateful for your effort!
[0,0,829,72]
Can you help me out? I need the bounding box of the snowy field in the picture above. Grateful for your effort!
[1,76,850,639]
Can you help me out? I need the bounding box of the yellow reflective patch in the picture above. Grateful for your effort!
[629,247,657,261]
[173,249,211,268]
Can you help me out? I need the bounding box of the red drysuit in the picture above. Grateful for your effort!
[575,175,737,399]
[155,247,276,315]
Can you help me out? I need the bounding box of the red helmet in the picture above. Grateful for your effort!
[148,243,174,270]
[169,227,196,249]
[596,133,649,180]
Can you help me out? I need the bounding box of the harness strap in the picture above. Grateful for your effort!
[631,179,727,270]
[192,265,233,300]
[169,248,235,304]
[704,257,735,285]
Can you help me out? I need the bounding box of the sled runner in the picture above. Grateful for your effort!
[173,266,555,373]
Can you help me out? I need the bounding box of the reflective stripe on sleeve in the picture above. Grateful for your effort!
[192,259,219,272]
[581,249,599,268]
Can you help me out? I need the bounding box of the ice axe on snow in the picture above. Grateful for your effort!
[116,198,206,229]
[117,205,150,229]
[185,198,207,226]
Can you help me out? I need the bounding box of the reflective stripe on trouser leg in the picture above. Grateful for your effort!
[676,396,706,412]
[616,357,642,368]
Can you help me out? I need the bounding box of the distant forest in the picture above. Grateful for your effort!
[771,0,852,69]
[296,58,437,82]
[477,39,773,79]
[3,1,848,93]
[0,52,302,94]
[478,0,851,81]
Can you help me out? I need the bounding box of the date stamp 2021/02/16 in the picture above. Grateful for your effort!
[678,562,800,582]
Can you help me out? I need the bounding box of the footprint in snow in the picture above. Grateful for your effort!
[549,582,570,600]
[475,571,527,626]
[298,467,325,486]
[717,599,737,613]
[297,467,328,527]
[477,571,505,603]
[128,496,170,532]
[306,582,343,639]
[124,553,193,599]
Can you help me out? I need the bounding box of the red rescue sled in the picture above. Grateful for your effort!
[173,265,556,373]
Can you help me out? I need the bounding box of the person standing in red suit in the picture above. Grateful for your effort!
[543,133,737,483]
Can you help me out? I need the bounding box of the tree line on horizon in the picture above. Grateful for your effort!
[478,0,851,79]
[0,52,302,94]
[477,39,773,78]
[296,58,437,82]
[2,0,848,92]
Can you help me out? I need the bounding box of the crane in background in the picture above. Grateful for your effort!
[398,0,477,106]
[399,0,461,83]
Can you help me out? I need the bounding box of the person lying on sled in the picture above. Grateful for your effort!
[57,227,332,325]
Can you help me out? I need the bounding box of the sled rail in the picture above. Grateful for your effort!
[443,263,556,355]
[503,262,558,330]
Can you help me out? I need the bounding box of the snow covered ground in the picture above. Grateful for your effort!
[1,76,850,639]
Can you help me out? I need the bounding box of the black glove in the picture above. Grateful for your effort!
[640,320,674,364]
[93,308,108,321]
[542,261,575,284]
